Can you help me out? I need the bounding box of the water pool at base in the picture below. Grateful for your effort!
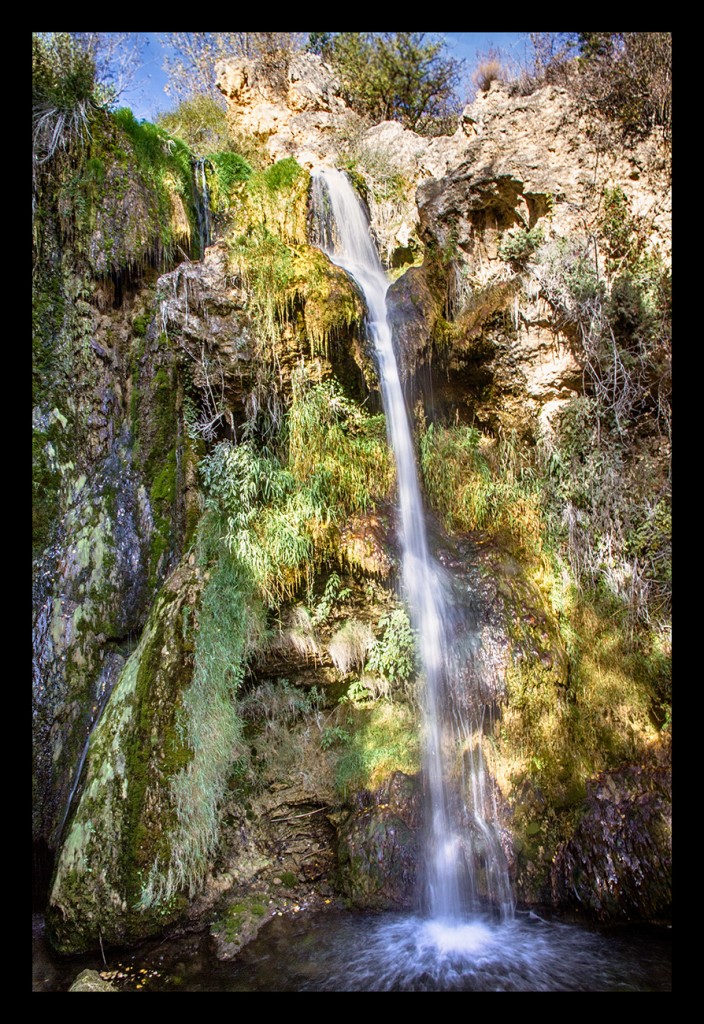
[33,909,672,992]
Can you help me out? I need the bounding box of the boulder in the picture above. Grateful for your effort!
[69,969,118,992]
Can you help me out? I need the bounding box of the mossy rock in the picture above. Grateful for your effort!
[550,764,672,923]
[69,969,118,992]
[335,772,421,909]
[47,559,202,953]
[211,893,273,960]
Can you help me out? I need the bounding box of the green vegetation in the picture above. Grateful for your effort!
[534,186,671,630]
[311,32,463,135]
[498,225,544,265]
[205,151,253,213]
[139,555,263,907]
[135,366,393,905]
[198,372,392,608]
[334,701,420,795]
[365,609,417,686]
[33,33,101,166]
[419,423,542,554]
[288,375,393,516]
[157,94,234,157]
[226,158,365,358]
[419,182,670,874]
[33,33,216,276]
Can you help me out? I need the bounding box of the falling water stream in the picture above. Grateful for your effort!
[194,158,213,256]
[310,167,512,925]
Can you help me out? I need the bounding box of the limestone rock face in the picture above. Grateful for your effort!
[418,81,671,273]
[216,53,355,166]
[404,81,670,433]
[215,54,670,435]
[156,243,255,437]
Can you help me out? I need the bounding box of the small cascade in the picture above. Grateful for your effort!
[311,168,513,923]
[55,652,124,842]
[194,158,213,256]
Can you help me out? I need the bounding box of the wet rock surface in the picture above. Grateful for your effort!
[69,969,118,992]
[551,763,672,923]
[335,772,422,909]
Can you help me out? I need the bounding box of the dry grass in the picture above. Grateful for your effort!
[327,619,374,676]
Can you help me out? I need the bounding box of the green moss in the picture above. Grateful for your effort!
[132,313,150,337]
[205,151,253,213]
[32,429,62,560]
[32,271,67,407]
[335,701,419,795]
[47,568,202,952]
[419,423,542,557]
[285,245,365,357]
[212,894,269,944]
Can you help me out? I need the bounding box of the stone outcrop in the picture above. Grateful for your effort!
[550,764,672,923]
[216,52,354,167]
[417,80,671,278]
[69,969,118,992]
[398,81,670,434]
[215,56,670,435]
[48,560,203,952]
[335,772,422,909]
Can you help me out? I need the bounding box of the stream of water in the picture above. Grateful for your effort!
[310,167,512,922]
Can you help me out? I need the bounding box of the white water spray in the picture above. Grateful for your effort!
[311,168,513,923]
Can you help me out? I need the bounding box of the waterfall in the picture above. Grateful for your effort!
[55,652,124,843]
[194,158,213,256]
[311,168,513,923]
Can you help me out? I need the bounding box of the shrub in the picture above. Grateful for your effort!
[206,151,252,212]
[198,374,392,608]
[140,554,264,907]
[505,32,672,141]
[157,94,233,157]
[33,33,101,165]
[366,608,417,684]
[472,48,505,93]
[498,225,544,265]
[288,372,394,515]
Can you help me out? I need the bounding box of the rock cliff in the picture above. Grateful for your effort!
[34,51,671,953]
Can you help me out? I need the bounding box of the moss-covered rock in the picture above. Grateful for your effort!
[47,560,202,953]
[69,969,119,992]
[32,443,154,850]
[210,893,272,959]
[335,772,421,909]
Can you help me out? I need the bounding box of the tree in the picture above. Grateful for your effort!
[328,32,463,135]
[161,32,305,104]
[515,32,671,140]
[75,33,147,108]
[575,32,672,138]
[156,94,233,157]
[306,32,335,61]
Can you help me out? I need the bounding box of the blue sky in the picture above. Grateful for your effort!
[119,33,529,122]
